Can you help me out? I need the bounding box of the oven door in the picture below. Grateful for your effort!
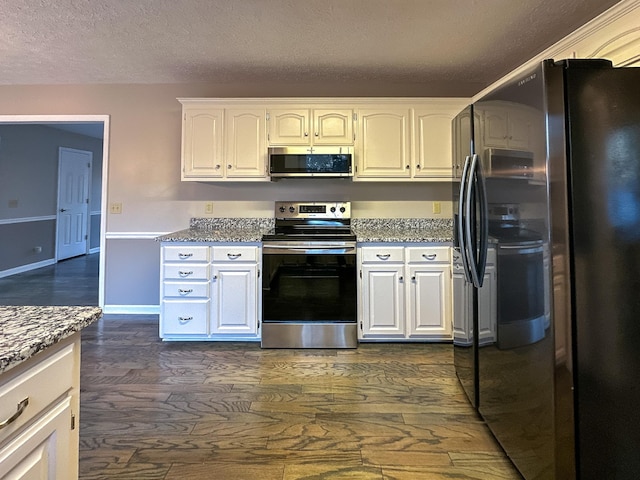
[261,242,358,348]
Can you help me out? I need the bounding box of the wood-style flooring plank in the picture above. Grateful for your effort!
[78,315,521,480]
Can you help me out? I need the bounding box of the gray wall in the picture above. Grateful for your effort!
[0,124,103,273]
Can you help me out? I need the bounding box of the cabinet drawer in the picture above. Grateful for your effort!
[163,264,209,280]
[163,281,209,299]
[212,246,258,262]
[0,343,75,443]
[406,246,450,263]
[361,246,404,263]
[163,245,209,262]
[161,301,209,335]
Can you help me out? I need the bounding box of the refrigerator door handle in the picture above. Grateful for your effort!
[474,153,489,285]
[458,155,473,283]
[464,154,483,288]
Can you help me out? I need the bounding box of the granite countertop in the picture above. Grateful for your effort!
[0,306,102,375]
[158,217,453,243]
[352,218,454,243]
[157,218,274,243]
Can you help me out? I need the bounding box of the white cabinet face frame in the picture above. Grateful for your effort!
[267,109,310,145]
[312,109,354,145]
[413,109,456,178]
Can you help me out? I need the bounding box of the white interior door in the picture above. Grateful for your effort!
[57,147,92,260]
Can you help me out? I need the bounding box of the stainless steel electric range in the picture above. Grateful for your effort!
[261,201,357,348]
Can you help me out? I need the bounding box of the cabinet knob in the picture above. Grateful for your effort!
[416,164,421,169]
[304,132,309,137]
[406,165,410,169]
[411,276,416,281]
[315,132,319,137]
[399,276,404,282]
[227,164,232,169]
[215,164,221,169]
[212,275,218,280]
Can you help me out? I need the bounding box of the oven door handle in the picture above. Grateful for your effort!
[263,245,356,255]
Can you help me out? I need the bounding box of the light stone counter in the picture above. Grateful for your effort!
[0,306,102,374]
[156,218,274,243]
[352,218,453,243]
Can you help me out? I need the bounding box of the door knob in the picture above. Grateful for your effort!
[59,208,68,212]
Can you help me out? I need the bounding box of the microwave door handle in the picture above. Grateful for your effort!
[464,154,482,288]
[474,154,489,284]
[458,155,473,283]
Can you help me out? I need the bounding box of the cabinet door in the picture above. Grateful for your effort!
[182,107,224,179]
[355,109,411,179]
[360,264,405,337]
[211,264,258,335]
[267,109,310,145]
[413,109,455,178]
[407,264,452,338]
[312,109,354,145]
[478,264,497,345]
[225,108,268,178]
[507,111,533,150]
[0,397,73,480]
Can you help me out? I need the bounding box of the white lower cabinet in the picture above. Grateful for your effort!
[359,244,452,341]
[0,336,80,480]
[160,243,261,340]
[211,262,258,336]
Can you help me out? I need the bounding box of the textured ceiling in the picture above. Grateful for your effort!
[0,0,621,95]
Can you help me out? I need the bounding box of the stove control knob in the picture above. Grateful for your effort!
[340,206,346,213]
[330,207,336,213]
[279,206,285,213]
[289,206,295,213]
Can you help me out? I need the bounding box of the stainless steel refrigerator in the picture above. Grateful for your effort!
[452,59,640,479]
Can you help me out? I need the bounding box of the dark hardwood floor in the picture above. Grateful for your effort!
[1,255,521,479]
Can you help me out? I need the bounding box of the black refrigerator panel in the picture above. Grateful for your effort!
[562,62,640,479]
[475,61,555,480]
[452,105,478,409]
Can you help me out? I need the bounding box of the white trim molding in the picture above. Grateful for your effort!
[0,215,56,225]
[105,232,166,240]
[0,259,56,279]
[102,304,160,315]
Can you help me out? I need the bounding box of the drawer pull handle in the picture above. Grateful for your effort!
[179,270,193,276]
[178,316,193,323]
[423,254,437,260]
[376,254,391,260]
[178,289,193,294]
[227,253,241,259]
[178,253,193,259]
[0,397,29,430]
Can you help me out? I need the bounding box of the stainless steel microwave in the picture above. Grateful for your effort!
[484,148,535,179]
[269,146,353,178]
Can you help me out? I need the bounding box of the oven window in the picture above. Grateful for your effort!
[263,253,356,322]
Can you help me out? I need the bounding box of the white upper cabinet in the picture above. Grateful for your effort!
[267,108,353,146]
[413,101,466,179]
[355,108,411,179]
[181,106,224,179]
[225,108,268,179]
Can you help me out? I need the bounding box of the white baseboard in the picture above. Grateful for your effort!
[89,247,100,254]
[0,258,56,279]
[101,304,160,315]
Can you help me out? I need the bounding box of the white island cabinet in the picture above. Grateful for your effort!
[160,243,261,341]
[358,244,452,341]
[0,306,100,480]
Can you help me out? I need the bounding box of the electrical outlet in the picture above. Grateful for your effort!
[110,203,122,214]
[33,246,42,254]
[432,201,441,214]
[204,202,214,214]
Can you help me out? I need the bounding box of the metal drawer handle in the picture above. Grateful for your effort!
[178,316,193,323]
[178,253,193,259]
[178,289,193,294]
[0,398,29,430]
[423,253,437,260]
[376,254,391,260]
[179,270,193,276]
[227,253,242,259]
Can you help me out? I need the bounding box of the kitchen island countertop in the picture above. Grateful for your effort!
[0,306,102,375]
